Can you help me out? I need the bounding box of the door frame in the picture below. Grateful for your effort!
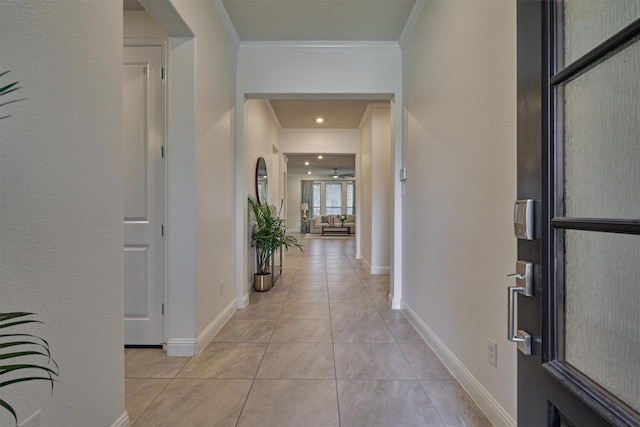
[235,93,402,309]
[123,38,168,346]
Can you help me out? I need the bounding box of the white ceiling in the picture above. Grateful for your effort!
[286,153,356,177]
[269,99,388,129]
[221,0,417,42]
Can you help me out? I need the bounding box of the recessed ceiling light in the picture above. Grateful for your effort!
[318,155,323,159]
[304,161,309,166]
[308,171,312,175]
[315,117,324,124]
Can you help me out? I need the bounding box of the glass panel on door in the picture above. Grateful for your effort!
[554,0,640,422]
[562,0,640,65]
[562,230,640,413]
[561,39,640,219]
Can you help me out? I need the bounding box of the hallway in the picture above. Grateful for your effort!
[125,236,492,426]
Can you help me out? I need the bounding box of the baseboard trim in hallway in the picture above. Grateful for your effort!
[402,303,516,427]
[111,410,130,427]
[166,298,237,356]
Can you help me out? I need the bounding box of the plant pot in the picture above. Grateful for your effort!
[254,272,272,292]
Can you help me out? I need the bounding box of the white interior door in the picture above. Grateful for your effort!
[123,44,165,345]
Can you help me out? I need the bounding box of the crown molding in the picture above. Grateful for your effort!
[238,40,401,51]
[212,0,240,48]
[399,0,426,49]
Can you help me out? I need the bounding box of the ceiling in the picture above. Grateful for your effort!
[285,153,356,177]
[269,99,388,129]
[221,0,416,42]
[125,0,418,42]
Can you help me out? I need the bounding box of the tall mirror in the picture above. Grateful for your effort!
[256,157,268,205]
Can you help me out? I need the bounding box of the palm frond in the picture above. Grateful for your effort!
[0,400,17,425]
[0,312,59,425]
[0,70,26,120]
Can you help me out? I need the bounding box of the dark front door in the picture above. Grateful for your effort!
[516,1,640,426]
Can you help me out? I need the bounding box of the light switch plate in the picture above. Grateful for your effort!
[399,167,407,181]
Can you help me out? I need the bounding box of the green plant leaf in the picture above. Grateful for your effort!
[0,376,58,403]
[0,71,26,121]
[0,399,18,425]
[0,363,59,377]
[248,196,302,273]
[0,312,59,423]
[0,340,52,358]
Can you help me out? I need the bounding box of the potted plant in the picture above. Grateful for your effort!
[248,196,302,291]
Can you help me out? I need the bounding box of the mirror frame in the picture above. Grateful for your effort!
[255,157,268,205]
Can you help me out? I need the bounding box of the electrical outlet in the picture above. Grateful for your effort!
[18,410,41,427]
[219,280,224,296]
[488,338,498,367]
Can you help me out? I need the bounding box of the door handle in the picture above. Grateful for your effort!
[508,285,532,355]
[507,260,533,355]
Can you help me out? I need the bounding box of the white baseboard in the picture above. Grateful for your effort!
[166,299,236,356]
[361,257,389,275]
[388,292,402,310]
[111,411,130,427]
[237,291,250,309]
[370,265,390,274]
[402,303,516,427]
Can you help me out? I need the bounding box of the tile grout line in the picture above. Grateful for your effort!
[324,239,343,427]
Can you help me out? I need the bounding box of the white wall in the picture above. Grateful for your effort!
[360,104,392,274]
[139,0,239,354]
[187,1,237,340]
[360,114,373,265]
[401,1,517,425]
[124,10,168,38]
[245,100,282,206]
[0,1,126,425]
[244,99,283,294]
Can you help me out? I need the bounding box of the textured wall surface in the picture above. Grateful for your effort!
[0,1,125,425]
[401,0,517,423]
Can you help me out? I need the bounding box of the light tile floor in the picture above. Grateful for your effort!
[125,236,493,426]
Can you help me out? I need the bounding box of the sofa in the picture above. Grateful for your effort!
[310,214,356,234]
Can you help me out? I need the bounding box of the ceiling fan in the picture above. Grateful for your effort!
[318,167,355,179]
